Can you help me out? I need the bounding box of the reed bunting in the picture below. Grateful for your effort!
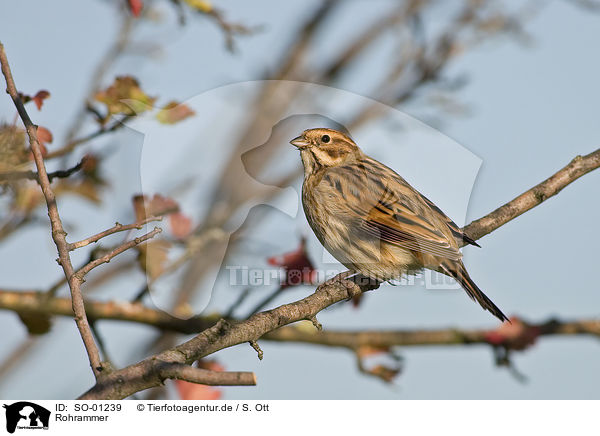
[291,128,507,322]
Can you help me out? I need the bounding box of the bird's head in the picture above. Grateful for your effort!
[290,128,360,173]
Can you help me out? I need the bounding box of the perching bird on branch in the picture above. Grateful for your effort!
[291,128,507,322]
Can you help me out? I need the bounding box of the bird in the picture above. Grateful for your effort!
[290,127,507,322]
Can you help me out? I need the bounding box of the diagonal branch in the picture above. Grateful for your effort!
[462,148,600,242]
[78,274,379,399]
[0,42,103,378]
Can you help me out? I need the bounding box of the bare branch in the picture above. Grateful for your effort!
[0,42,103,378]
[78,274,378,399]
[0,289,217,334]
[68,216,162,251]
[1,289,598,348]
[73,227,162,280]
[264,319,600,349]
[0,157,86,183]
[81,358,255,400]
[462,148,600,242]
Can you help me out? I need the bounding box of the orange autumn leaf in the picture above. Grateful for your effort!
[95,76,155,117]
[169,212,192,238]
[156,101,195,125]
[132,194,179,221]
[36,126,53,145]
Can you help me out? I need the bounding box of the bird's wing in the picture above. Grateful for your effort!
[328,160,462,261]
[420,194,481,248]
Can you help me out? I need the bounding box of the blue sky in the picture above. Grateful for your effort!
[0,1,599,399]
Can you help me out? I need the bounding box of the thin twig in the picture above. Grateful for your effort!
[46,116,131,160]
[0,42,103,378]
[73,227,162,280]
[68,216,162,251]
[0,157,86,183]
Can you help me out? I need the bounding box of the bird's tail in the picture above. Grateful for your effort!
[440,262,508,322]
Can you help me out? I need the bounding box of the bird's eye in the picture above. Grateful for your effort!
[321,134,331,143]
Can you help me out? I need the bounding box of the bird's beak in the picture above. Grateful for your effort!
[290,135,310,149]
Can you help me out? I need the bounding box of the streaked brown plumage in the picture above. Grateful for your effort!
[291,127,507,322]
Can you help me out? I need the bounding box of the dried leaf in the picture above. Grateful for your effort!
[169,212,192,238]
[132,194,180,221]
[147,194,179,216]
[55,180,101,204]
[156,101,195,124]
[0,124,28,170]
[32,90,50,110]
[18,312,52,335]
[138,239,171,280]
[94,76,156,117]
[13,184,44,213]
[36,126,53,145]
[368,364,401,383]
[132,195,147,222]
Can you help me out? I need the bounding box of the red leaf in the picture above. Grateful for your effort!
[128,0,143,17]
[32,90,50,110]
[36,126,53,145]
[169,212,192,239]
[484,316,541,350]
[132,194,179,221]
[147,194,179,216]
[267,237,318,288]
